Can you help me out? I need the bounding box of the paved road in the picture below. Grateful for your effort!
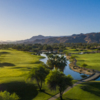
[48,72,100,100]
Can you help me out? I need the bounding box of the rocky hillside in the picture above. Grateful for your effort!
[24,32,100,44]
[1,32,100,44]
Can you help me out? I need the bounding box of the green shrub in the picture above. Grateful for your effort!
[82,63,88,67]
[73,66,76,69]
[70,56,75,59]
[87,69,90,72]
[0,91,19,100]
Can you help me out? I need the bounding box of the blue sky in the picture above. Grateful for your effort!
[0,0,100,41]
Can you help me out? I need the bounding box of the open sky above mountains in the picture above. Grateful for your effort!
[0,0,100,41]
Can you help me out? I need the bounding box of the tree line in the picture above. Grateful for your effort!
[0,43,100,53]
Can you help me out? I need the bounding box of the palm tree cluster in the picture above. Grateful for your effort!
[47,54,67,69]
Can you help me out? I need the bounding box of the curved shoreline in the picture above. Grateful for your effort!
[48,53,100,100]
[66,55,94,75]
[48,72,100,100]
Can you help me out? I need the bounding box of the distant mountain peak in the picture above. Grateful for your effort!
[30,35,44,39]
[38,35,44,36]
[1,32,100,44]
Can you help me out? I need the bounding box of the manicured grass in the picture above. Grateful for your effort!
[0,49,59,100]
[64,49,81,54]
[64,48,97,54]
[0,49,43,82]
[33,82,59,100]
[33,80,77,100]
[57,81,100,100]
[72,53,100,71]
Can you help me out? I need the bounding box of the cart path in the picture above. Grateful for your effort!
[48,72,100,100]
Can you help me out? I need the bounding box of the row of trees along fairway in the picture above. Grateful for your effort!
[27,54,73,100]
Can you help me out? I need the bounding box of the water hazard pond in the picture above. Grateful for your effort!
[40,53,89,80]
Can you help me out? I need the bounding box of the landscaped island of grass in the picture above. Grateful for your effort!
[57,81,100,100]
[72,53,100,71]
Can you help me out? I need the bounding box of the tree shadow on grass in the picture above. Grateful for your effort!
[0,62,15,67]
[0,81,38,100]
[80,82,100,97]
[40,89,54,96]
[63,98,78,100]
[10,67,32,71]
[30,61,41,64]
[57,97,78,100]
[78,60,85,63]
[0,52,10,55]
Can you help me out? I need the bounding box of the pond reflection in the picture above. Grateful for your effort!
[40,53,89,80]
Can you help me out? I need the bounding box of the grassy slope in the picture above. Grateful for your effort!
[72,53,100,71]
[0,49,59,100]
[57,81,100,100]
[0,49,43,83]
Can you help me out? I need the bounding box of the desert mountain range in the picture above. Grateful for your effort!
[1,32,100,44]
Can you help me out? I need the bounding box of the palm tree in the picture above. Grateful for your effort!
[26,65,49,91]
[47,54,67,71]
[45,70,73,100]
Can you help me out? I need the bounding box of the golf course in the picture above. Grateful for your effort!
[0,49,100,100]
[0,49,59,100]
[72,53,100,71]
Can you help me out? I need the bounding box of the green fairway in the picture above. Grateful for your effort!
[0,49,59,100]
[0,49,43,83]
[72,53,100,71]
[64,48,97,54]
[57,81,100,100]
[64,48,81,54]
